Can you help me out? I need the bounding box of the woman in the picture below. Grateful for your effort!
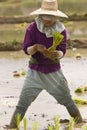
[7,0,82,129]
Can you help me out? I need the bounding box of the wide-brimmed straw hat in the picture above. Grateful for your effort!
[30,0,68,18]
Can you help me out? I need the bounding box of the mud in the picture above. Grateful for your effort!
[0,50,87,130]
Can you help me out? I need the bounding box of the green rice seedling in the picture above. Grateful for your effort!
[16,113,21,130]
[75,87,84,93]
[54,116,60,130]
[68,117,74,130]
[23,118,28,130]
[32,121,38,130]
[48,32,64,51]
[17,22,28,29]
[75,86,87,94]
[73,97,87,105]
[83,125,87,130]
[48,125,53,130]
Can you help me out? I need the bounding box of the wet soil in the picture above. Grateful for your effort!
[0,50,87,130]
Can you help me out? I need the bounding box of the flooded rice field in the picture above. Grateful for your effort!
[0,21,87,42]
[0,49,87,129]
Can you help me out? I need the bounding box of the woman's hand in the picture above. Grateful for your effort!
[42,50,63,61]
[27,44,46,55]
[36,44,46,52]
[42,50,58,60]
[27,44,63,60]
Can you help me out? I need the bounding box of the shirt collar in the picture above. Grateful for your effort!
[35,16,65,38]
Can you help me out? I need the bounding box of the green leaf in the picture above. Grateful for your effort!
[48,32,64,51]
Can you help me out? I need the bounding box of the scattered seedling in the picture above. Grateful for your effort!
[31,121,38,130]
[68,117,74,130]
[73,97,87,105]
[11,114,87,130]
[48,125,53,130]
[16,113,21,130]
[54,116,60,130]
[13,69,26,77]
[82,125,87,130]
[75,85,87,93]
[23,118,28,130]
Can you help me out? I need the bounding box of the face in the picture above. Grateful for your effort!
[42,19,55,26]
[40,15,57,26]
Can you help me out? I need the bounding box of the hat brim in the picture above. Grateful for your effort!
[30,8,68,18]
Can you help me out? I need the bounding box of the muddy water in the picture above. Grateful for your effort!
[0,49,87,129]
[0,49,87,96]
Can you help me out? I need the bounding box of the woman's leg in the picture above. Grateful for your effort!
[65,99,82,123]
[9,69,43,128]
[46,70,82,123]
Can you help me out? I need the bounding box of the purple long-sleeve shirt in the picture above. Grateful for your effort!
[23,22,67,74]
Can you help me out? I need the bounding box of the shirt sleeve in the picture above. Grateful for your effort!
[22,23,36,54]
[57,29,68,57]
